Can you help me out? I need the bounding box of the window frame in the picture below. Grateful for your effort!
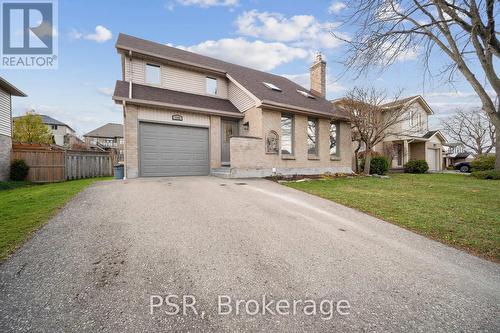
[206,77,218,95]
[145,63,162,86]
[307,118,319,156]
[280,113,294,156]
[329,121,340,159]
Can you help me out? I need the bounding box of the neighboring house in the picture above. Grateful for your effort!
[112,34,351,178]
[378,96,447,171]
[0,77,27,181]
[13,114,77,147]
[335,95,447,172]
[84,123,124,161]
[443,142,473,168]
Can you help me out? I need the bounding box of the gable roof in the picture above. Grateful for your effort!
[381,95,434,115]
[423,130,447,143]
[0,77,27,97]
[115,33,342,119]
[84,123,124,138]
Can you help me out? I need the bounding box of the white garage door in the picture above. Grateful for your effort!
[139,122,209,177]
[427,149,439,171]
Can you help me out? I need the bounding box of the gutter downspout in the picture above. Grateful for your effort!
[128,50,133,99]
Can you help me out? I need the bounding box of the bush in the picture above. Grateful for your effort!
[369,156,389,175]
[471,170,500,180]
[404,160,429,174]
[471,155,495,171]
[10,159,29,181]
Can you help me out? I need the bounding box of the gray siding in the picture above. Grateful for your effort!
[228,80,255,112]
[0,89,11,137]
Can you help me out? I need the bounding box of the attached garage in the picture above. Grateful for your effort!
[139,122,209,177]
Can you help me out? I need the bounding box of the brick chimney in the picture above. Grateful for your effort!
[310,52,326,98]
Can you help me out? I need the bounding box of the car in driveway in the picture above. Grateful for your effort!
[454,161,471,173]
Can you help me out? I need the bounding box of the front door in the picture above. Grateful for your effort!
[221,120,239,166]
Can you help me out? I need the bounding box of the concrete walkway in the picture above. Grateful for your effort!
[0,177,498,332]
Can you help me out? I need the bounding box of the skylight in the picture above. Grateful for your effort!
[263,82,282,92]
[297,90,316,99]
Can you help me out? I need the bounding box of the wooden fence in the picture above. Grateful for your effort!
[12,146,113,183]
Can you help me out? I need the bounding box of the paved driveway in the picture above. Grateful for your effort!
[1,177,499,332]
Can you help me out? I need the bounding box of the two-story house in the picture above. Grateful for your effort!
[84,123,124,161]
[0,77,27,181]
[112,34,351,178]
[13,114,78,147]
[376,96,447,171]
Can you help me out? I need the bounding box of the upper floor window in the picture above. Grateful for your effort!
[145,64,161,85]
[51,125,58,130]
[409,110,414,126]
[206,77,218,95]
[281,114,294,155]
[330,122,339,157]
[307,118,318,155]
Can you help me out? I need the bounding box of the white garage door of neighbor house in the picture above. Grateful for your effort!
[427,149,439,171]
[139,122,209,177]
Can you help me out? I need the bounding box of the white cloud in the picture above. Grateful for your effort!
[281,72,345,97]
[235,10,344,49]
[97,87,114,96]
[178,38,308,71]
[70,25,112,43]
[328,2,346,14]
[381,41,419,62]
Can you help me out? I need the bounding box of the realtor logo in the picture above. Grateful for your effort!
[1,0,58,69]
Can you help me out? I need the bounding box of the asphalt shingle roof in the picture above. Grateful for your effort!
[84,123,123,138]
[115,33,341,118]
[113,80,241,115]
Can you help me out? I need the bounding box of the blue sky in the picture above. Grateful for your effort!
[3,0,488,135]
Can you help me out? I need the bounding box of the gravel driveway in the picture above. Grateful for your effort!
[1,177,499,332]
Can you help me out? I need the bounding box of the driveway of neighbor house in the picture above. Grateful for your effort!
[0,177,499,332]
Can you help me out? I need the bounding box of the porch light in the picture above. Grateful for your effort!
[243,122,249,130]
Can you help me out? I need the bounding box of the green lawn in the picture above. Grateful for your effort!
[0,178,111,261]
[284,174,500,261]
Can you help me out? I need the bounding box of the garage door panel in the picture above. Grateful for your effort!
[140,122,209,177]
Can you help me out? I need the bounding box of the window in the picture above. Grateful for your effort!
[51,125,58,130]
[329,122,339,157]
[418,113,422,128]
[118,138,124,145]
[145,64,161,85]
[206,77,218,95]
[409,110,414,126]
[281,114,294,155]
[297,90,316,99]
[307,118,318,155]
[105,138,114,147]
[263,82,282,92]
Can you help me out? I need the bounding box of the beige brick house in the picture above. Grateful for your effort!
[112,34,351,178]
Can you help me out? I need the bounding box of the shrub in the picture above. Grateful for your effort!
[471,170,500,180]
[10,159,30,181]
[404,160,429,174]
[471,155,495,171]
[370,156,389,175]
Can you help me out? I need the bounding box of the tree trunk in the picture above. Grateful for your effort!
[364,150,372,175]
[354,141,361,173]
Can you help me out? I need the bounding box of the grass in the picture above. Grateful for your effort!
[0,177,112,261]
[284,173,500,261]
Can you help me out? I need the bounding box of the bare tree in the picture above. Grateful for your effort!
[332,0,500,169]
[337,87,408,174]
[441,108,496,155]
